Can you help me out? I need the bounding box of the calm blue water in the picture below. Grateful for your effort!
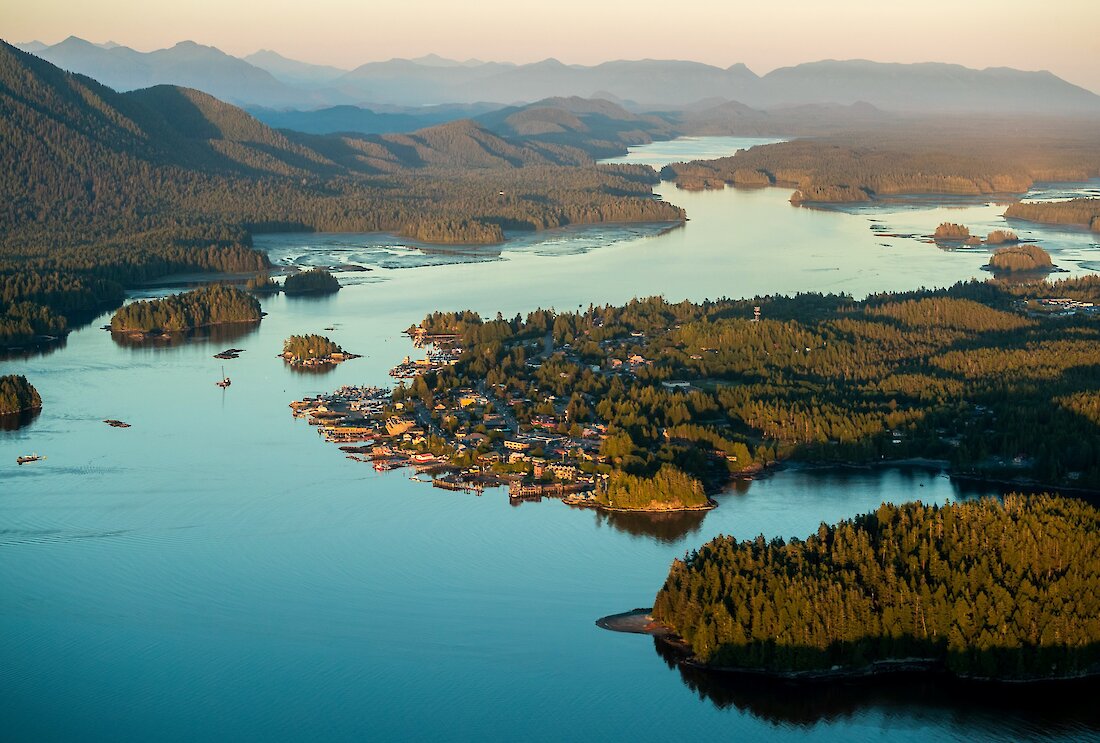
[2,137,1097,741]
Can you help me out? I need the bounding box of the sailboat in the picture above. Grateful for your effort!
[215,365,231,388]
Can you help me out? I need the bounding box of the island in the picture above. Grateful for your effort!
[109,285,262,335]
[281,334,358,367]
[282,268,341,295]
[932,222,978,243]
[591,466,714,511]
[0,374,42,416]
[645,494,1100,682]
[984,244,1056,274]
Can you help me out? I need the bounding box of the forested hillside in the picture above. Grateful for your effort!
[0,41,681,346]
[653,495,1100,681]
[661,123,1100,200]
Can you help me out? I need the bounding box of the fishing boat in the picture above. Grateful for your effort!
[215,365,231,388]
[17,453,44,465]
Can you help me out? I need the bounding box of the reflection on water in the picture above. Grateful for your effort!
[108,321,261,351]
[659,638,1100,737]
[0,335,67,363]
[0,408,41,432]
[592,508,708,543]
[283,360,338,375]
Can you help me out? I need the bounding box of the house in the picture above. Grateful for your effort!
[549,463,579,481]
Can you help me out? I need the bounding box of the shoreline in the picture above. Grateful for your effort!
[597,609,1100,685]
[745,458,1100,498]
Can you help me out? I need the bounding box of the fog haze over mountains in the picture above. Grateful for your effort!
[15,36,1100,115]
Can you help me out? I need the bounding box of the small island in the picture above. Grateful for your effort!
[281,334,358,367]
[591,466,714,512]
[282,268,341,295]
[984,244,1056,274]
[0,374,42,416]
[646,495,1100,682]
[933,222,979,243]
[110,285,262,334]
[985,229,1019,245]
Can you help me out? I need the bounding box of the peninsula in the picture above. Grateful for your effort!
[288,276,1100,514]
[648,494,1100,682]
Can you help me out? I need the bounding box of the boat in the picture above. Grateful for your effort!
[215,365,231,388]
[17,454,45,465]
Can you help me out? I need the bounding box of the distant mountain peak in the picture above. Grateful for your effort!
[408,53,463,67]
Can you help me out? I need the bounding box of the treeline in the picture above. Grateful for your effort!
[652,495,1100,681]
[110,285,261,332]
[660,126,1100,203]
[283,268,340,295]
[1005,198,1100,232]
[0,375,42,416]
[413,277,1100,491]
[595,465,710,510]
[282,334,343,361]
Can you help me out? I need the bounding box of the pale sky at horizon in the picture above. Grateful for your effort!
[5,0,1100,92]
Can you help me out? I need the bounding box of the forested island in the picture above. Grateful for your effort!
[110,285,262,334]
[283,268,341,295]
[651,495,1100,681]
[594,465,713,511]
[404,276,1100,500]
[0,375,42,416]
[985,245,1056,274]
[281,334,356,367]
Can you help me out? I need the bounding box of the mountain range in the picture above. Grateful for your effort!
[15,37,1100,113]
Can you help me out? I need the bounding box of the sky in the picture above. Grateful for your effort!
[5,0,1100,91]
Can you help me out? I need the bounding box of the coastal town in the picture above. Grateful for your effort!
[288,365,613,507]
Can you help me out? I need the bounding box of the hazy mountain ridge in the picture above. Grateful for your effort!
[22,36,316,107]
[16,37,1100,113]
